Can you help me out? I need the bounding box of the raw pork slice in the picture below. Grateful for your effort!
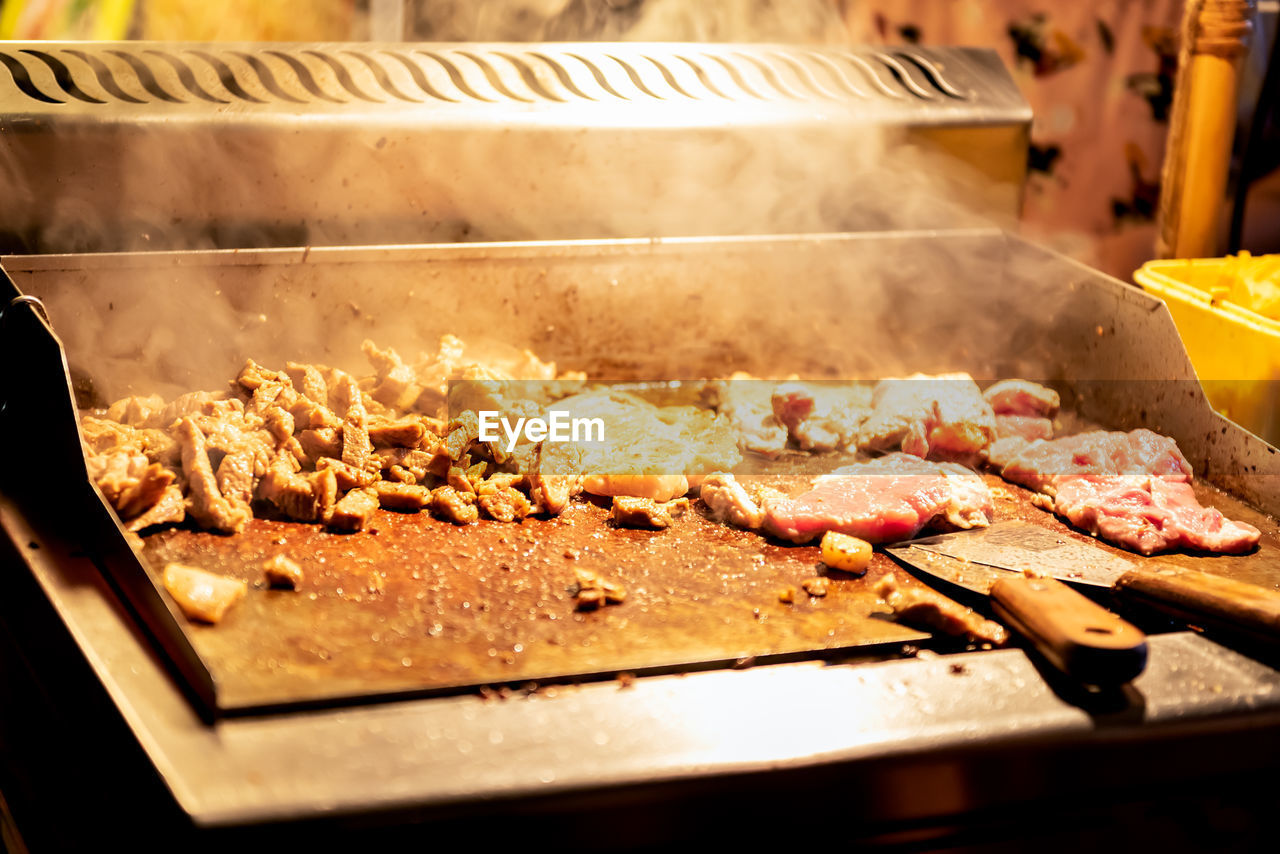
[762,453,993,544]
[1052,475,1260,555]
[988,428,1192,494]
[989,429,1259,555]
[995,414,1054,442]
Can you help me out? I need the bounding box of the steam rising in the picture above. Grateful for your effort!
[3,0,1024,405]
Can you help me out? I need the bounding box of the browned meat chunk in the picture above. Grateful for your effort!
[374,481,431,511]
[698,473,766,530]
[286,361,329,405]
[608,496,687,529]
[86,450,176,519]
[362,340,426,411]
[476,480,533,523]
[298,427,342,464]
[81,417,179,467]
[983,379,1060,417]
[176,418,251,533]
[237,359,291,392]
[160,390,233,427]
[367,416,427,448]
[875,573,1008,645]
[430,485,479,524]
[103,394,166,427]
[710,374,789,457]
[262,555,304,589]
[771,381,872,452]
[857,373,995,462]
[124,484,186,532]
[330,488,380,532]
[445,410,479,461]
[162,563,247,624]
[376,447,446,483]
[316,457,379,491]
[257,459,338,523]
[573,567,626,610]
[763,453,992,544]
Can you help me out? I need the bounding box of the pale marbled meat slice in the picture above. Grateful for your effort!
[711,375,789,458]
[983,379,1060,417]
[857,373,995,462]
[1052,475,1260,555]
[770,381,872,452]
[994,414,1054,442]
[762,453,993,544]
[989,429,1192,495]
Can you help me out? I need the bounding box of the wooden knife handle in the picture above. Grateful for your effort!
[990,575,1148,685]
[1116,564,1280,641]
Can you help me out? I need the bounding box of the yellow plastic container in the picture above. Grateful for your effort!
[1134,256,1280,445]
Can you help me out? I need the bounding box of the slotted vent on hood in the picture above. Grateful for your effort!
[0,42,986,110]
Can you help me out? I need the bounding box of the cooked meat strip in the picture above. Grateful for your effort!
[81,417,180,467]
[262,555,304,590]
[698,472,766,530]
[124,484,186,532]
[1052,475,1261,555]
[257,458,338,523]
[103,394,166,428]
[374,481,432,511]
[160,390,233,427]
[710,374,789,458]
[770,381,872,452]
[330,488,380,532]
[857,373,995,461]
[376,447,447,483]
[162,563,247,624]
[337,374,371,469]
[989,429,1193,495]
[983,379,1060,417]
[363,339,426,411]
[176,417,252,533]
[762,453,993,544]
[609,496,688,529]
[431,485,479,524]
[994,414,1054,442]
[445,410,480,461]
[86,450,176,519]
[316,457,380,491]
[285,361,330,408]
[367,416,428,448]
[875,573,1008,645]
[215,448,259,508]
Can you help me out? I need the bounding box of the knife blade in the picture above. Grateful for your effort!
[896,521,1280,644]
[885,540,1148,685]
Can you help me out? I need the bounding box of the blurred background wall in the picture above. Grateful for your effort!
[0,0,1275,278]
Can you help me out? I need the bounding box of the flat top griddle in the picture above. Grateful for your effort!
[137,469,1280,714]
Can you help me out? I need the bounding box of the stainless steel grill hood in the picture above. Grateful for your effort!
[0,41,1029,252]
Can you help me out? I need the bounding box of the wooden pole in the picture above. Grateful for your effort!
[1156,0,1257,259]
